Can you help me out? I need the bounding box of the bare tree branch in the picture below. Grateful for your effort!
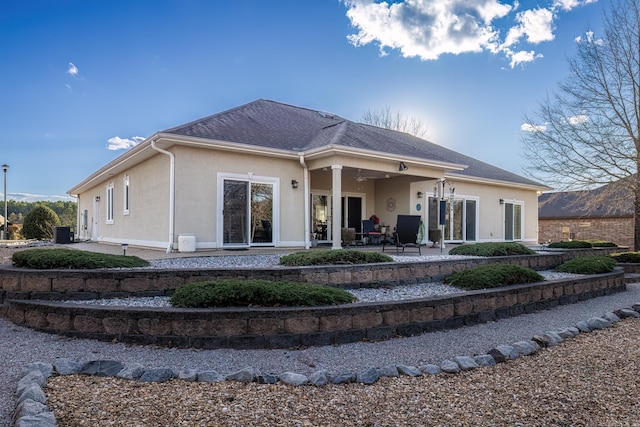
[521,0,640,249]
[362,105,429,138]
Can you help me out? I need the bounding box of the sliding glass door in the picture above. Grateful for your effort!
[223,179,274,247]
[428,196,477,242]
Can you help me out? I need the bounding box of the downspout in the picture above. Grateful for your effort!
[151,139,175,253]
[299,153,310,249]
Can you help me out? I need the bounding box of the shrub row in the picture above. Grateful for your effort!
[11,248,149,269]
[279,249,393,266]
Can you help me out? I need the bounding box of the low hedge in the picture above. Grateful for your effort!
[448,242,537,257]
[547,241,593,249]
[587,240,618,248]
[610,252,640,263]
[279,249,393,266]
[170,279,356,308]
[444,264,544,290]
[11,248,149,269]
[555,256,616,275]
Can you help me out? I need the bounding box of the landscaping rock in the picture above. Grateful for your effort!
[279,372,308,386]
[377,365,399,378]
[419,364,441,375]
[617,308,640,318]
[13,399,50,420]
[397,365,422,377]
[256,372,278,384]
[197,370,224,382]
[14,411,56,427]
[53,358,83,376]
[139,368,176,383]
[17,384,46,405]
[309,370,329,386]
[225,367,256,383]
[603,312,621,323]
[440,360,461,374]
[542,331,563,346]
[473,354,496,367]
[21,362,53,379]
[178,369,198,382]
[511,340,540,356]
[81,360,125,377]
[576,320,592,333]
[453,356,479,371]
[357,367,379,384]
[586,317,612,330]
[331,372,356,384]
[117,363,145,380]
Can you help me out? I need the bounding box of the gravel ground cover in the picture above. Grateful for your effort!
[3,244,640,426]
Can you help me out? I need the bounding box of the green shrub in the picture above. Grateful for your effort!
[547,241,592,249]
[170,279,355,308]
[279,249,393,266]
[610,252,640,263]
[555,256,616,274]
[448,242,537,257]
[11,248,149,269]
[444,264,544,290]
[587,240,618,248]
[21,205,61,240]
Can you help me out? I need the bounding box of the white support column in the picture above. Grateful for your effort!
[331,165,342,250]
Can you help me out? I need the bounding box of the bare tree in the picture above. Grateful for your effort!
[362,105,429,138]
[521,0,640,250]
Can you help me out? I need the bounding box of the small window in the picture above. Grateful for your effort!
[123,176,130,215]
[106,184,114,224]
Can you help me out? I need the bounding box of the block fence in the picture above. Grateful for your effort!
[2,270,625,349]
[0,247,625,349]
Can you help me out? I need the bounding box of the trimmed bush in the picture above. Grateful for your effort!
[11,248,149,269]
[448,242,537,257]
[587,240,618,248]
[444,264,544,290]
[279,249,393,266]
[547,241,592,249]
[555,256,616,274]
[610,252,640,263]
[22,205,61,240]
[170,279,356,308]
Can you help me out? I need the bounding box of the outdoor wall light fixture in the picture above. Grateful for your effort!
[121,243,128,256]
[95,196,100,202]
[499,198,505,204]
[291,180,299,189]
[417,191,423,198]
[398,162,408,171]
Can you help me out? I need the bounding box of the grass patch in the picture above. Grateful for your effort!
[444,264,544,290]
[610,252,640,263]
[170,279,355,308]
[279,249,393,266]
[11,248,149,269]
[555,256,616,274]
[547,241,593,249]
[448,242,537,257]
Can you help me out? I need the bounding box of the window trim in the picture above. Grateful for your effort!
[123,175,130,215]
[106,183,114,224]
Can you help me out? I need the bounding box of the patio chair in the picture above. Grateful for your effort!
[392,215,422,255]
[361,219,381,245]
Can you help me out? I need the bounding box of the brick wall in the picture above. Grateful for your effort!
[538,217,633,249]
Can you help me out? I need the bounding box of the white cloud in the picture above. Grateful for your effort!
[67,62,79,76]
[507,49,544,68]
[521,122,547,132]
[343,0,593,68]
[107,136,145,151]
[567,114,588,125]
[575,30,603,45]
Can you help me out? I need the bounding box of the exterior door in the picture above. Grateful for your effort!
[311,194,331,242]
[222,179,274,247]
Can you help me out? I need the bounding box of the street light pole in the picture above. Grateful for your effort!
[2,164,8,241]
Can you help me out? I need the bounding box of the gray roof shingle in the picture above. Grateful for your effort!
[164,99,543,187]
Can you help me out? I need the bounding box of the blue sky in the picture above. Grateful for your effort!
[1,0,606,201]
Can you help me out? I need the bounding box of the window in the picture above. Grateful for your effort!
[123,176,130,215]
[106,184,114,224]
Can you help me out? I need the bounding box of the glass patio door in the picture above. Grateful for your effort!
[223,180,274,246]
[311,194,331,242]
[505,202,522,241]
[428,196,477,242]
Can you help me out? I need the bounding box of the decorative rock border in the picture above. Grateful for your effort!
[14,303,640,427]
[2,269,627,349]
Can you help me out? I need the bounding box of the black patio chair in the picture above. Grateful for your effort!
[361,219,381,245]
[392,214,422,255]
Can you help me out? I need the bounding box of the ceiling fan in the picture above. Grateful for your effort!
[354,169,377,182]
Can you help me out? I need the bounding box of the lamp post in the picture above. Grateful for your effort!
[2,164,8,241]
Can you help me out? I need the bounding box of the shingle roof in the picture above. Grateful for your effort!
[164,99,543,187]
[539,184,633,218]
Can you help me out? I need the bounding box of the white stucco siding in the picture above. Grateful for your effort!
[172,146,305,248]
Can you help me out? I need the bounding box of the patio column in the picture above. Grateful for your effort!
[331,165,342,250]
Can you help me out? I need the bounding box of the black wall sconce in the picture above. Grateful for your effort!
[95,196,100,202]
[398,162,408,171]
[417,191,423,198]
[121,243,128,256]
[499,198,504,204]
[291,180,299,189]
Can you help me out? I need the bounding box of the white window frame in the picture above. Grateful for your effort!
[106,183,114,224]
[123,175,130,215]
[504,200,524,241]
